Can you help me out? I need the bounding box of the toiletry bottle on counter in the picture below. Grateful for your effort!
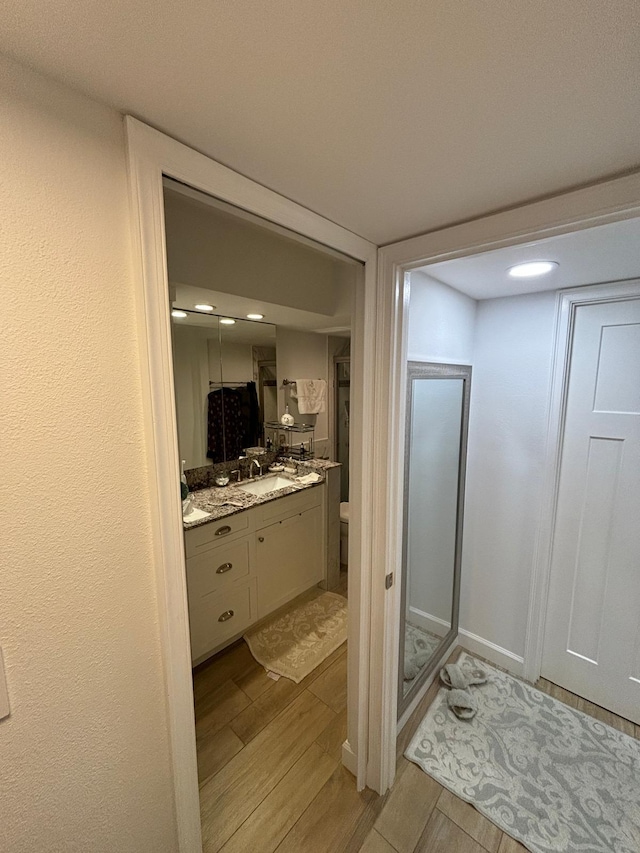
[180,460,189,502]
[280,405,294,426]
[180,459,191,506]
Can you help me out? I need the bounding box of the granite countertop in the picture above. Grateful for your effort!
[182,458,341,530]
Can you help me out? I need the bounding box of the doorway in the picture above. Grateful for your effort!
[375,188,640,793]
[125,117,379,850]
[164,178,361,846]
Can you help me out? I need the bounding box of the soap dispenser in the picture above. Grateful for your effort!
[280,405,294,426]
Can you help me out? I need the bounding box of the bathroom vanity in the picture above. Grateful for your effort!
[183,463,340,664]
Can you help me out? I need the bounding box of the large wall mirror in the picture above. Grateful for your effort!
[171,308,277,468]
[399,362,471,716]
[164,178,358,475]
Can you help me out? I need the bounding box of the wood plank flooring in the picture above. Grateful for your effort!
[194,631,638,853]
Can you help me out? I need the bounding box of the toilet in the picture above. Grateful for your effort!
[339,501,349,567]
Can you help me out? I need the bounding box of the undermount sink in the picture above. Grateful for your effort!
[237,475,295,496]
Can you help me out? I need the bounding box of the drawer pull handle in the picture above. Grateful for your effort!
[215,525,232,537]
[218,609,234,622]
[258,536,265,543]
[216,562,233,574]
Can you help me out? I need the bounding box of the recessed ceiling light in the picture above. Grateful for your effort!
[171,310,187,319]
[508,261,559,278]
[246,313,264,321]
[220,318,236,325]
[195,303,215,311]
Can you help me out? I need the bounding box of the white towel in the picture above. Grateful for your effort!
[295,472,322,485]
[294,379,326,414]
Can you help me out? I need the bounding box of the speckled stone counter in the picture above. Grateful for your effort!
[183,458,341,530]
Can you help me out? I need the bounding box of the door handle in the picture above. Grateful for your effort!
[215,525,232,537]
[258,536,265,542]
[218,610,234,622]
[216,562,233,574]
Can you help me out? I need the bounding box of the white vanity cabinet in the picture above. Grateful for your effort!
[184,510,259,663]
[184,483,327,665]
[254,490,324,618]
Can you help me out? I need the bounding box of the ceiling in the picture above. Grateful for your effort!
[420,216,640,300]
[173,283,351,336]
[2,1,640,244]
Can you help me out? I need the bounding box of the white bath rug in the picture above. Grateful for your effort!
[406,652,640,853]
[403,623,441,691]
[244,591,347,683]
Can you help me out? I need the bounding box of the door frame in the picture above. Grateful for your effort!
[532,277,640,687]
[124,117,378,851]
[375,171,640,793]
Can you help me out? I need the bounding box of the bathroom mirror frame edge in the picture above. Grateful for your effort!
[398,360,472,718]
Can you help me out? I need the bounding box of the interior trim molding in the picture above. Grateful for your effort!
[124,116,378,850]
[458,629,525,677]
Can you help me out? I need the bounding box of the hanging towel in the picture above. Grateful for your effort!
[294,379,327,414]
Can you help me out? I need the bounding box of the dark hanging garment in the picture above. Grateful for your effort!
[237,381,261,448]
[207,388,244,462]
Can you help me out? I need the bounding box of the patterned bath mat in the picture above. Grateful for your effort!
[244,591,347,683]
[406,652,640,853]
[403,623,441,693]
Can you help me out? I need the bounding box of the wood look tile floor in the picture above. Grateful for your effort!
[195,630,638,853]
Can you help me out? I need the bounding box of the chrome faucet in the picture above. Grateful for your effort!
[249,458,262,479]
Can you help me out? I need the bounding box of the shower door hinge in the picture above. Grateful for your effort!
[385,572,394,590]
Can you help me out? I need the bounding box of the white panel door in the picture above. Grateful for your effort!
[542,297,640,723]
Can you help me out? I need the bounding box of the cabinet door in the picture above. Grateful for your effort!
[256,505,324,617]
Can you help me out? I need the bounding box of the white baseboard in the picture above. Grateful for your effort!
[341,739,358,779]
[458,628,525,677]
[408,605,450,638]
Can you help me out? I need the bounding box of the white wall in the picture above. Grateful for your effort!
[460,291,557,663]
[405,272,476,638]
[164,189,352,317]
[208,339,254,384]
[276,328,329,456]
[407,271,558,670]
[172,325,210,469]
[408,271,476,363]
[0,56,177,852]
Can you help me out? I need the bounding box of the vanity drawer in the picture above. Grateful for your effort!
[256,484,323,526]
[185,509,253,558]
[186,538,252,599]
[189,580,257,662]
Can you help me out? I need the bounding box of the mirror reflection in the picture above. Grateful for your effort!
[400,365,470,708]
[171,309,276,467]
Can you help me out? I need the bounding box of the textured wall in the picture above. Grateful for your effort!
[408,272,477,363]
[461,291,557,658]
[0,55,177,852]
[276,327,330,451]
